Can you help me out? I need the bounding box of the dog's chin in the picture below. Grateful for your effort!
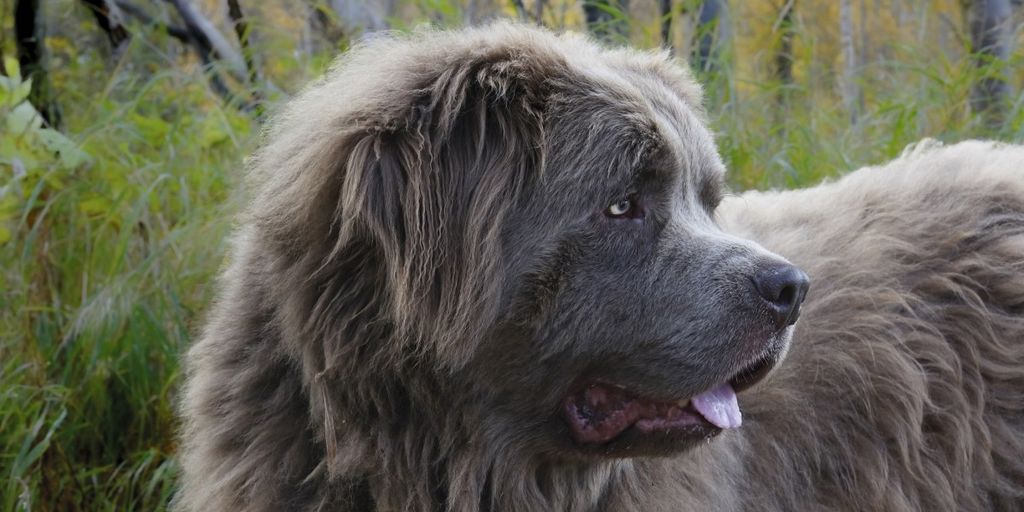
[556,328,793,459]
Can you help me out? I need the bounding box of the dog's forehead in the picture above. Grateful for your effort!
[561,53,725,190]
[633,72,724,185]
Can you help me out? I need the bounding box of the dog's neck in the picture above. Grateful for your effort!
[329,421,638,511]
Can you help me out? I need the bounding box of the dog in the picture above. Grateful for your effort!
[176,23,1024,511]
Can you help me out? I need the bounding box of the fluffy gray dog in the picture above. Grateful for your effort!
[176,23,1024,511]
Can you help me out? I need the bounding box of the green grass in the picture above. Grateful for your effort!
[1,31,251,509]
[1,5,1022,511]
[707,40,1024,189]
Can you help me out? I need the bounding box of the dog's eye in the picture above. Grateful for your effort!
[608,200,631,216]
[605,198,643,219]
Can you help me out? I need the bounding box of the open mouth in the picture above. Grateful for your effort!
[562,354,778,447]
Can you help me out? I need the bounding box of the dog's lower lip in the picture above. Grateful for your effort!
[728,353,778,393]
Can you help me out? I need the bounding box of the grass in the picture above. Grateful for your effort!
[2,27,250,509]
[1,3,1022,510]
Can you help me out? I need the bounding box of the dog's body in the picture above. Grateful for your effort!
[704,141,1024,510]
[176,24,1024,511]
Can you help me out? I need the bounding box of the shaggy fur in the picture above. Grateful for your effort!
[176,23,1024,511]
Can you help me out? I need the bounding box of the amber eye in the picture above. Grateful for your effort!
[605,197,642,219]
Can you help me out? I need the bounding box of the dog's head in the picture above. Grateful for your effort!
[255,23,808,461]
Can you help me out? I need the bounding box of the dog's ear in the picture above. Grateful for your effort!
[329,56,548,365]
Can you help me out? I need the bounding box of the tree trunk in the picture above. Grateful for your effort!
[773,0,795,92]
[583,0,630,44]
[770,0,795,131]
[693,0,725,73]
[967,0,1012,128]
[80,0,130,50]
[15,0,60,126]
[226,0,255,82]
[226,0,264,115]
[839,0,858,124]
[659,0,673,51]
[166,0,247,81]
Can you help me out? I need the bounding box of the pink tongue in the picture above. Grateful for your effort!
[691,383,742,429]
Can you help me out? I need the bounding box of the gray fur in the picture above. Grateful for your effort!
[176,23,1024,511]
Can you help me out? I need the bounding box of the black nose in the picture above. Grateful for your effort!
[753,263,810,330]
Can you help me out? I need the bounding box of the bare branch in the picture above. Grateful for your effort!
[165,0,247,81]
[113,0,253,111]
[114,1,191,42]
[226,0,255,83]
[771,0,795,33]
[226,0,264,115]
[193,38,237,106]
[80,0,130,50]
[659,0,672,51]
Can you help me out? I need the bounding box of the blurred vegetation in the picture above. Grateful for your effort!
[1,0,1022,509]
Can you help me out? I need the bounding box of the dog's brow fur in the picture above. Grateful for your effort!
[175,22,1024,512]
